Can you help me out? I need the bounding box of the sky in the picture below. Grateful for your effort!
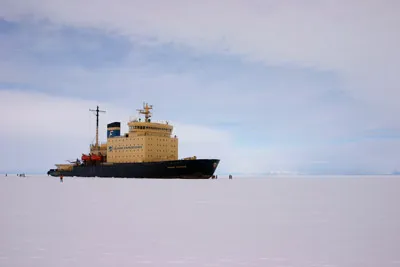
[0,0,400,175]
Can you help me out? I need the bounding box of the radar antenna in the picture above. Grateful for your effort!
[89,105,106,148]
[137,102,153,122]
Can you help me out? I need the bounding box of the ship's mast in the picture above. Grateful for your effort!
[89,105,106,148]
[137,102,153,122]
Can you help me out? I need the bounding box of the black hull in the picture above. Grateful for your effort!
[47,159,220,179]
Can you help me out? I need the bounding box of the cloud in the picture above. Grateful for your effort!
[0,20,370,139]
[1,0,399,111]
[1,1,398,130]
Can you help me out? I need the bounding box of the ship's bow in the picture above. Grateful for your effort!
[175,158,220,179]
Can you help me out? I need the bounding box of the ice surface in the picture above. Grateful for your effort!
[1,175,400,266]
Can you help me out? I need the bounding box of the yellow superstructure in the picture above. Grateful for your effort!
[101,103,179,163]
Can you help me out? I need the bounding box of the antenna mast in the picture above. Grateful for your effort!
[137,102,153,122]
[89,105,106,148]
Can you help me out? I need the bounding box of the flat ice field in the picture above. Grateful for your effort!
[1,175,400,267]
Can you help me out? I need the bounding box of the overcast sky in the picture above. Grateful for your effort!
[1,0,399,174]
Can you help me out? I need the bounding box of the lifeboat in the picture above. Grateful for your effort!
[90,154,102,161]
[81,154,91,161]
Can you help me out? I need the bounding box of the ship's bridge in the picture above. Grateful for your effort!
[128,119,173,137]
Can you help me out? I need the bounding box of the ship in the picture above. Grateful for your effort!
[47,103,220,179]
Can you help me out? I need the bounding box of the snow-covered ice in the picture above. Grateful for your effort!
[1,175,399,266]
